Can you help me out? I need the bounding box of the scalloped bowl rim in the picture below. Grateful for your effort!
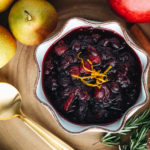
[34,17,150,134]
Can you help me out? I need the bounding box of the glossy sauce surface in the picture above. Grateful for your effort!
[42,27,141,125]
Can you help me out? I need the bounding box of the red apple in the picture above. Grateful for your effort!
[109,0,150,23]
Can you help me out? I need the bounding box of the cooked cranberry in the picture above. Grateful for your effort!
[88,45,97,52]
[61,88,72,97]
[78,90,90,101]
[101,51,111,60]
[91,51,99,57]
[89,55,101,64]
[102,84,111,102]
[120,77,130,88]
[94,88,105,101]
[60,77,71,87]
[78,34,84,40]
[130,89,136,97]
[80,61,91,73]
[100,39,109,47]
[72,41,81,52]
[76,101,88,121]
[92,34,101,43]
[55,45,67,56]
[120,54,129,62]
[61,55,73,70]
[81,42,88,50]
[43,27,141,125]
[117,73,130,88]
[65,55,74,63]
[110,82,120,93]
[96,109,106,119]
[45,60,53,70]
[69,65,80,76]
[109,38,121,49]
[107,68,117,74]
[44,69,50,75]
[58,40,65,45]
[51,79,58,91]
[121,64,129,75]
[107,59,117,67]
[61,59,70,70]
[64,93,75,111]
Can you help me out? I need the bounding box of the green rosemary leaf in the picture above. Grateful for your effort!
[119,145,129,150]
[101,109,150,148]
[129,125,149,150]
[101,133,120,146]
[119,109,150,135]
[118,125,149,150]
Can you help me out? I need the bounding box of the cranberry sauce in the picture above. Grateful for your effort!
[42,27,141,125]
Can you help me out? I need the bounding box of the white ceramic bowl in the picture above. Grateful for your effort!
[35,18,150,133]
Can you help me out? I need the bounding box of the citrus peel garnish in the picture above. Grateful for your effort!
[72,52,112,89]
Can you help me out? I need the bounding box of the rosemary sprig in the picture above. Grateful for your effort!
[100,133,120,146]
[119,125,149,150]
[129,125,148,150]
[119,109,150,135]
[101,109,150,149]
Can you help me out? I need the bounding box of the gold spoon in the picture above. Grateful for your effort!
[0,82,74,150]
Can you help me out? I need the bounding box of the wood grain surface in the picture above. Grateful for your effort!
[0,0,150,150]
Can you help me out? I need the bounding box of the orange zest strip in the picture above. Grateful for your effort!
[78,52,92,73]
[81,79,100,87]
[72,52,112,89]
[104,65,112,74]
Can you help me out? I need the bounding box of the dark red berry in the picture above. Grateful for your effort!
[69,65,80,76]
[94,88,105,101]
[45,60,53,70]
[64,93,75,111]
[61,56,74,70]
[80,61,91,73]
[72,41,81,52]
[120,54,129,62]
[89,55,101,64]
[88,45,97,52]
[92,34,101,43]
[96,109,106,119]
[60,77,71,87]
[58,40,65,45]
[90,51,99,56]
[61,88,72,97]
[55,45,67,56]
[109,38,121,49]
[51,79,58,91]
[120,77,130,88]
[61,59,70,70]
[100,39,109,47]
[110,82,120,93]
[44,69,50,75]
[101,51,111,60]
[78,90,90,101]
[94,84,110,102]
[107,59,117,67]
[102,84,110,102]
[117,73,130,88]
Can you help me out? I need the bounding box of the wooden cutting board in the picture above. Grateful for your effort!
[0,0,150,150]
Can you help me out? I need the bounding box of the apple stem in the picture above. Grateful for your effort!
[24,10,32,21]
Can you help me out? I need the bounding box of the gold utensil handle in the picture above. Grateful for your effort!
[20,116,74,150]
